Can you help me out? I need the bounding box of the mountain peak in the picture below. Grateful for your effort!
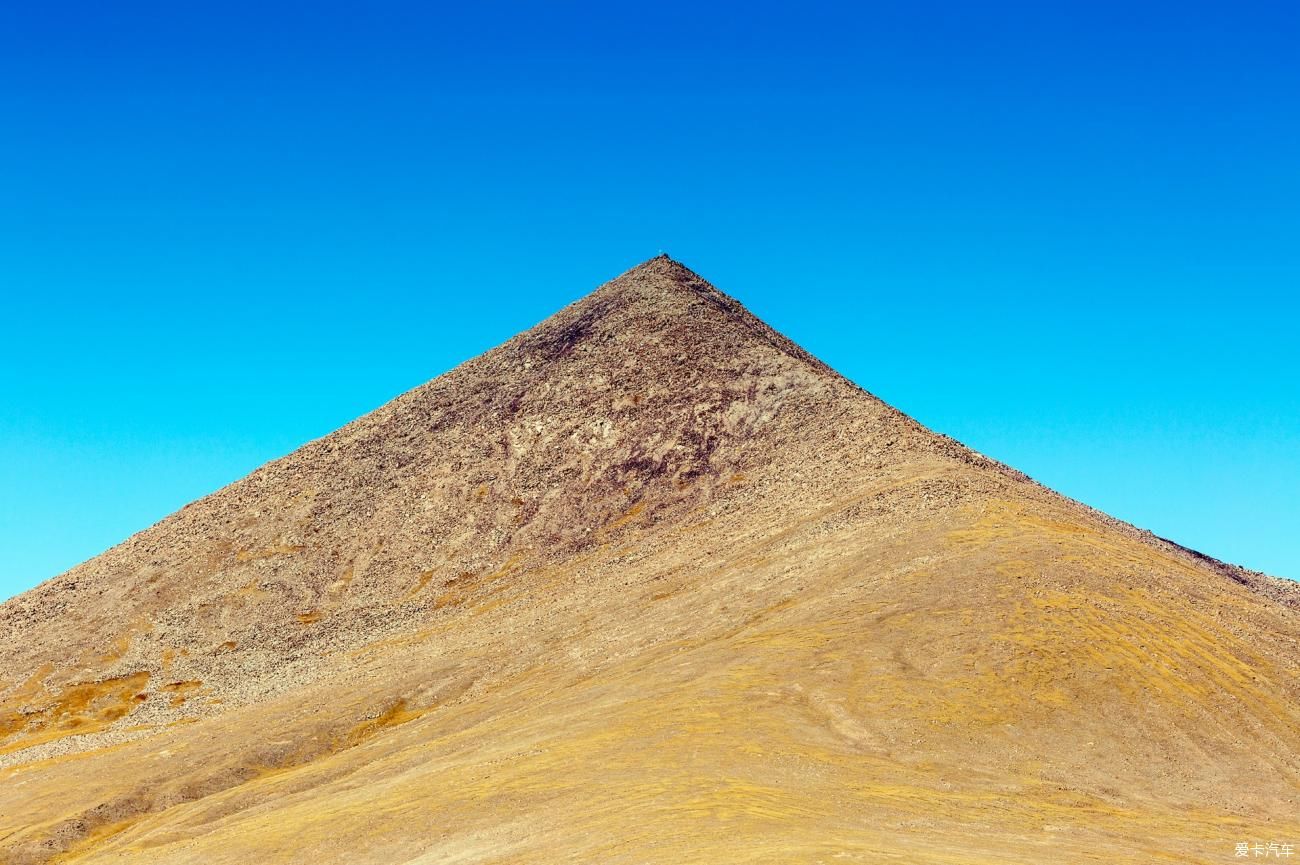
[596,253,726,304]
[625,251,683,270]
[518,254,838,383]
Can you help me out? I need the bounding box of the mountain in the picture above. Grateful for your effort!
[2,256,1297,865]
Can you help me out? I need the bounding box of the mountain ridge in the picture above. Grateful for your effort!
[9,255,1286,611]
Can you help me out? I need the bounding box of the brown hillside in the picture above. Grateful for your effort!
[2,256,1298,864]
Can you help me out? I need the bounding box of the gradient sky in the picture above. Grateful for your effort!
[2,2,1297,600]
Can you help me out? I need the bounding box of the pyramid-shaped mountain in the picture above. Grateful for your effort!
[3,257,1298,864]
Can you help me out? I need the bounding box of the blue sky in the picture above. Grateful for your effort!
[1,1,1297,599]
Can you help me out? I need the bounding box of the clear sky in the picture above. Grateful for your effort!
[1,2,1297,600]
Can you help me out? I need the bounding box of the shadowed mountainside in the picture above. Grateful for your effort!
[3,256,1298,864]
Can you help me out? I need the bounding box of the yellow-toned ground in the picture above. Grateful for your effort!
[6,479,1298,864]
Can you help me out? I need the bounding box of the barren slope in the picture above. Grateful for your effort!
[2,257,1298,864]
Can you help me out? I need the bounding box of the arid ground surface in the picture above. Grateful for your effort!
[2,257,1298,864]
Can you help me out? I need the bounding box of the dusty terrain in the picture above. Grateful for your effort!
[2,256,1298,864]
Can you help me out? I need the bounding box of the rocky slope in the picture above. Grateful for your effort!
[2,256,1297,864]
